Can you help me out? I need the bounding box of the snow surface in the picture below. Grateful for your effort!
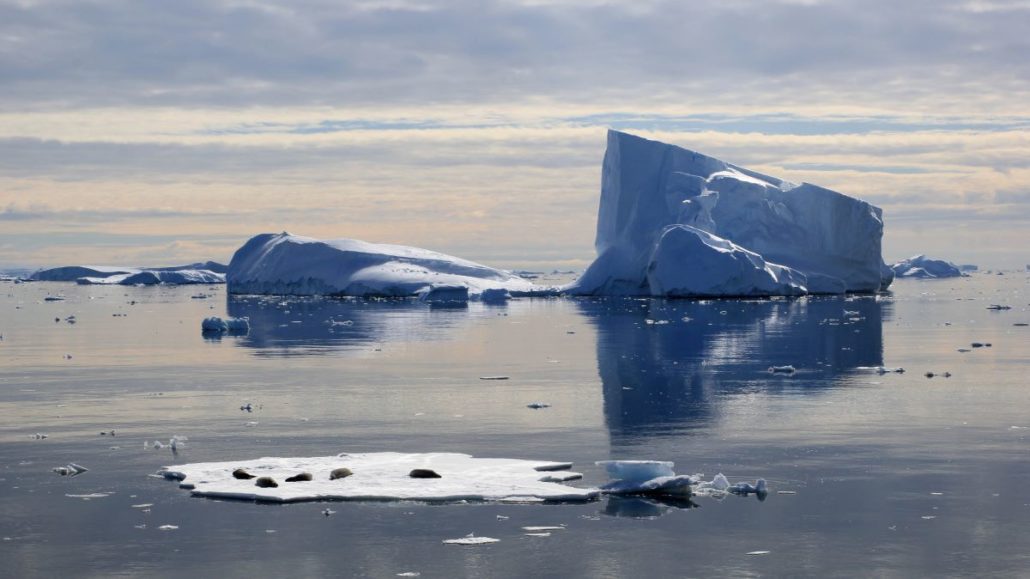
[567,130,892,297]
[890,255,964,279]
[32,262,226,285]
[159,452,597,502]
[226,232,546,298]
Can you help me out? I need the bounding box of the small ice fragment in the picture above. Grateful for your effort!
[31,433,48,439]
[522,526,564,531]
[777,490,797,495]
[526,402,551,409]
[158,524,178,530]
[710,473,730,492]
[921,516,936,520]
[524,532,551,537]
[480,376,509,380]
[396,573,421,577]
[134,524,146,529]
[322,508,335,517]
[443,534,500,545]
[245,421,258,427]
[66,493,109,499]
[747,551,771,556]
[496,515,509,520]
[930,492,943,496]
[201,316,249,334]
[132,503,154,508]
[768,365,795,374]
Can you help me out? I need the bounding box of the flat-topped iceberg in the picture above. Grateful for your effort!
[31,262,227,285]
[159,452,597,503]
[567,130,892,297]
[227,232,544,298]
[890,255,964,279]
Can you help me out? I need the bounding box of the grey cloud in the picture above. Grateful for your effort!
[0,0,1026,110]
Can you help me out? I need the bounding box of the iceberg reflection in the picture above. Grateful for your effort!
[225,295,484,356]
[578,296,889,440]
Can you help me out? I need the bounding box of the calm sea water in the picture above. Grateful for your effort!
[1,273,1028,578]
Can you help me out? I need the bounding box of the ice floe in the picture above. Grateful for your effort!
[442,534,499,545]
[159,452,597,503]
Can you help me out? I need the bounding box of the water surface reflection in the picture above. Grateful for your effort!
[579,296,890,441]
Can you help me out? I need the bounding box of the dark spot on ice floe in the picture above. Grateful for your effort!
[329,467,353,480]
[255,477,278,488]
[285,472,313,482]
[233,468,255,480]
[409,469,441,479]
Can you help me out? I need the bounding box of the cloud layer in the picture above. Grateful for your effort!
[1,0,1027,268]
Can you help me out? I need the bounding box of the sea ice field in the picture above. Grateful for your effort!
[1,272,1029,577]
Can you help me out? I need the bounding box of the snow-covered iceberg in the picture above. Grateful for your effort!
[567,130,892,297]
[159,452,597,503]
[226,232,545,298]
[31,262,227,285]
[890,255,964,279]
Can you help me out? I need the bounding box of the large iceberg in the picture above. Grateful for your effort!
[226,232,544,298]
[567,130,892,297]
[890,255,964,279]
[31,262,227,285]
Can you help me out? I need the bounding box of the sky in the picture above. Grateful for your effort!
[1,0,1028,271]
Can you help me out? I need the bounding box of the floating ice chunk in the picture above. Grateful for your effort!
[158,525,179,531]
[419,284,469,304]
[729,479,768,496]
[159,452,597,503]
[52,463,88,476]
[480,288,511,304]
[522,526,565,531]
[66,493,109,499]
[601,475,697,497]
[201,317,250,334]
[768,365,796,374]
[747,550,771,556]
[596,460,675,483]
[524,532,551,537]
[443,534,499,545]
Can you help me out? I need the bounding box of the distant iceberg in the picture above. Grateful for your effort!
[31,262,227,285]
[566,130,892,297]
[226,232,546,298]
[890,255,964,279]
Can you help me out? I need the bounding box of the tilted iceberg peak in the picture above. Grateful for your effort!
[567,130,893,297]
